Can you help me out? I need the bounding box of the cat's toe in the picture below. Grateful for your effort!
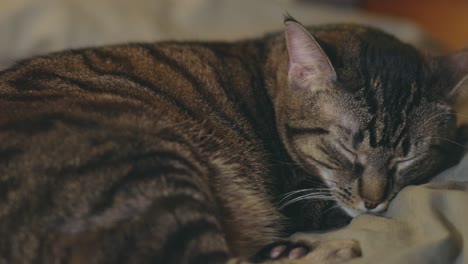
[269,244,287,259]
[287,246,309,259]
[250,241,310,262]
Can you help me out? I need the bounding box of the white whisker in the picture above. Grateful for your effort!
[277,189,331,205]
[322,204,342,215]
[420,112,468,129]
[278,188,330,198]
[419,113,452,129]
[278,193,335,209]
[414,136,466,149]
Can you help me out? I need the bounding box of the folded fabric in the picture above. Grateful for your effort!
[294,155,468,264]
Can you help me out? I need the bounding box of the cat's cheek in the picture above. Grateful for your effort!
[317,168,334,186]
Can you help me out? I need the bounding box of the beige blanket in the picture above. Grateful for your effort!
[294,155,468,264]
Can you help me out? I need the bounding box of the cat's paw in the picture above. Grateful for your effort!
[250,239,361,264]
[249,241,310,262]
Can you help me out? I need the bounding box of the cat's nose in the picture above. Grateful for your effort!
[363,199,380,210]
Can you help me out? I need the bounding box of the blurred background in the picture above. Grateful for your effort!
[2,0,468,121]
[1,0,467,69]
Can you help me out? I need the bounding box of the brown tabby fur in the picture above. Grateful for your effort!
[0,18,467,263]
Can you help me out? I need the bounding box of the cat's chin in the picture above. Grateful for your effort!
[340,207,364,218]
[339,202,388,218]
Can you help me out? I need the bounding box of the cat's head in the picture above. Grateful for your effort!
[275,19,468,217]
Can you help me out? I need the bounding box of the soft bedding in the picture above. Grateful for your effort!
[294,154,468,264]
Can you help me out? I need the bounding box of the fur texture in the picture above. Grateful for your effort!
[0,19,467,263]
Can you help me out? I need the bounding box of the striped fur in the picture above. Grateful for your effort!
[0,19,467,263]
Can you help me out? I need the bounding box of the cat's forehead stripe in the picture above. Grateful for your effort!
[355,35,426,148]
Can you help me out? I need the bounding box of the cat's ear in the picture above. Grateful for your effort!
[284,20,337,91]
[439,49,468,101]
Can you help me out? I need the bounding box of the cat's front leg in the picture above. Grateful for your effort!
[230,239,361,264]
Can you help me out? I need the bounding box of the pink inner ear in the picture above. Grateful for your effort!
[288,63,317,88]
[284,21,337,87]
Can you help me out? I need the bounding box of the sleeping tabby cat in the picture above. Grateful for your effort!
[0,17,467,263]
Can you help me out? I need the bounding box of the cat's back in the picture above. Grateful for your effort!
[0,38,285,261]
[0,40,268,140]
[0,40,273,186]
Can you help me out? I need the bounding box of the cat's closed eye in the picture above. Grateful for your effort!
[336,129,363,159]
[391,156,417,170]
[400,137,411,157]
[352,131,364,149]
